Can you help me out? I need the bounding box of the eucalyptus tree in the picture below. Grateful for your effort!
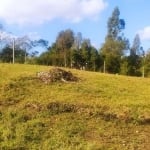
[101,7,127,73]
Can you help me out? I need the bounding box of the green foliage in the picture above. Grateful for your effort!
[127,55,142,76]
[124,34,143,76]
[38,35,102,71]
[105,53,121,73]
[101,38,125,73]
[144,50,150,77]
[0,46,26,63]
[56,29,74,67]
[101,7,128,74]
[107,7,121,40]
[70,49,82,69]
[90,47,100,71]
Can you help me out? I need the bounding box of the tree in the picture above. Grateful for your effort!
[101,38,126,73]
[80,39,91,70]
[127,34,143,76]
[0,46,25,63]
[74,32,82,50]
[90,47,99,71]
[56,29,74,67]
[70,48,82,69]
[144,50,150,77]
[130,34,141,56]
[107,7,125,40]
[101,7,127,73]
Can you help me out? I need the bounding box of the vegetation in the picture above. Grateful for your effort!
[0,63,150,149]
[0,4,149,150]
[101,7,128,74]
[1,7,150,77]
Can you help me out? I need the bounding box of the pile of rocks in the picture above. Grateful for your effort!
[37,68,78,84]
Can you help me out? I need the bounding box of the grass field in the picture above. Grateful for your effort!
[0,63,150,149]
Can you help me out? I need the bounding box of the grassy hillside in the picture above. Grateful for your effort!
[0,63,150,150]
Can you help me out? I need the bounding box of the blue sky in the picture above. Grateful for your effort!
[0,0,150,52]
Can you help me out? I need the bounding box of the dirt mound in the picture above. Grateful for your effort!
[37,68,78,84]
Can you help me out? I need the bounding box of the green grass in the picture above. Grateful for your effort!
[0,63,150,149]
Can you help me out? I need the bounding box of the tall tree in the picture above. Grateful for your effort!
[130,34,141,56]
[127,34,143,76]
[80,39,91,70]
[56,29,74,67]
[107,7,125,40]
[144,50,150,77]
[101,7,127,73]
[74,32,82,50]
[90,47,99,71]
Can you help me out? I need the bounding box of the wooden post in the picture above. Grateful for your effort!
[103,60,106,73]
[13,38,15,64]
[142,66,145,78]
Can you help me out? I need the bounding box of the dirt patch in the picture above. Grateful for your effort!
[37,68,78,84]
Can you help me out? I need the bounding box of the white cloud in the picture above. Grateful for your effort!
[0,0,107,25]
[0,31,16,40]
[0,30,40,42]
[138,26,150,41]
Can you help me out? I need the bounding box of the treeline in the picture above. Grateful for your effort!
[1,7,150,77]
[36,7,150,77]
[37,32,102,71]
[0,35,48,64]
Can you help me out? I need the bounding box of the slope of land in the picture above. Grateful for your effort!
[0,63,150,149]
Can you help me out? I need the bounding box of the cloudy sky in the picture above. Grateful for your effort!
[0,0,150,51]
